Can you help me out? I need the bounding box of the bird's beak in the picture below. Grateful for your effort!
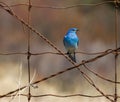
[77,29,79,32]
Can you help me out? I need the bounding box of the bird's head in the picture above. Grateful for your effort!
[67,28,79,33]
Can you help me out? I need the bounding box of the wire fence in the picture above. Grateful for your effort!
[0,0,119,102]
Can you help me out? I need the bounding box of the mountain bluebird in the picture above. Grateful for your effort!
[63,28,79,62]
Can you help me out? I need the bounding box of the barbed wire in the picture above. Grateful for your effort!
[1,1,119,9]
[4,93,120,98]
[114,0,119,101]
[0,47,119,101]
[0,50,120,56]
[27,0,32,101]
[0,0,119,102]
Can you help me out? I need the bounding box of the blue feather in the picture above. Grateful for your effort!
[63,28,79,62]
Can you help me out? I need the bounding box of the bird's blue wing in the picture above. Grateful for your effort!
[77,38,79,46]
[63,36,66,46]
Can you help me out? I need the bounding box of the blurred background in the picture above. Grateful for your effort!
[0,0,120,102]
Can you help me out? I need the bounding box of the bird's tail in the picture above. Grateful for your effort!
[67,52,76,62]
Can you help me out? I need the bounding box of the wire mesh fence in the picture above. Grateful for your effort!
[0,0,120,102]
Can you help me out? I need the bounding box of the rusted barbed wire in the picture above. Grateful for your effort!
[0,47,119,100]
[0,50,120,56]
[0,3,117,100]
[0,51,120,84]
[5,93,120,99]
[1,1,119,9]
[83,63,120,84]
[114,0,119,101]
[27,0,32,101]
[0,0,119,102]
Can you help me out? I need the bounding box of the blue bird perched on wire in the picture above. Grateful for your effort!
[63,28,79,62]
